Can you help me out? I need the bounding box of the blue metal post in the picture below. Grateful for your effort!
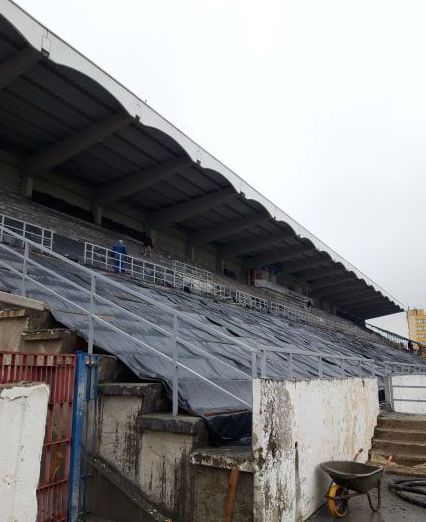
[68,352,86,522]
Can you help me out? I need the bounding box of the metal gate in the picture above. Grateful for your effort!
[0,352,76,521]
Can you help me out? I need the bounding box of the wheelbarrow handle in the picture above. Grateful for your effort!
[353,448,363,461]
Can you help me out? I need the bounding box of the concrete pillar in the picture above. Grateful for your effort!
[92,203,102,225]
[22,176,33,198]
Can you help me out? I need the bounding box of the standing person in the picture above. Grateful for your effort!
[111,239,127,273]
[143,232,153,258]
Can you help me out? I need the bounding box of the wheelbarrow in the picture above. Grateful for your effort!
[320,449,392,518]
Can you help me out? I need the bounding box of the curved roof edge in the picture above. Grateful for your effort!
[1,0,405,311]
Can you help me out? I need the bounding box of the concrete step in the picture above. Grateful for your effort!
[370,449,426,467]
[377,414,426,432]
[372,439,426,457]
[370,452,426,477]
[20,327,83,353]
[374,427,426,443]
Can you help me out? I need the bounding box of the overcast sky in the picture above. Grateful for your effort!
[15,0,426,336]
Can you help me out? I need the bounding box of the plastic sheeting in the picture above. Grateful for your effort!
[0,245,424,443]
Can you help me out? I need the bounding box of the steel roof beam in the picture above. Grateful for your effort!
[346,301,392,313]
[146,187,236,229]
[95,156,193,205]
[0,47,42,90]
[284,254,330,274]
[357,307,398,319]
[333,293,380,306]
[297,265,345,282]
[189,213,270,246]
[250,243,314,267]
[220,230,292,258]
[315,282,367,298]
[23,112,132,177]
[311,275,357,290]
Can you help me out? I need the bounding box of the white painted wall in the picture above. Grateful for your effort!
[390,374,426,414]
[252,377,379,522]
[0,383,49,522]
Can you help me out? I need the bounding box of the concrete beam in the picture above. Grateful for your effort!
[250,243,314,267]
[220,230,292,258]
[146,187,236,229]
[297,265,345,282]
[23,112,132,177]
[0,47,42,90]
[283,255,330,274]
[189,213,270,246]
[356,306,397,318]
[95,156,193,205]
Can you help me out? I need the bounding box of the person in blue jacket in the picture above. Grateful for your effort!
[111,239,127,273]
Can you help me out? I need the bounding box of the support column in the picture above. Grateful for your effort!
[22,176,33,199]
[92,203,102,225]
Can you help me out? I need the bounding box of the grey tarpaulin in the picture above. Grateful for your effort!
[0,246,424,443]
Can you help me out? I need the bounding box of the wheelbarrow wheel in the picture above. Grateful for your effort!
[327,483,349,518]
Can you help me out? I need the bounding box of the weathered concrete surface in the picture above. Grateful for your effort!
[0,383,49,522]
[21,327,83,353]
[391,374,426,414]
[138,412,206,436]
[87,455,173,522]
[371,413,426,475]
[0,290,45,311]
[0,307,53,350]
[191,465,253,522]
[98,383,168,484]
[252,377,379,522]
[190,445,255,472]
[308,474,426,521]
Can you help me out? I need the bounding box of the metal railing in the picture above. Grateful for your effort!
[0,213,54,250]
[367,322,426,354]
[1,227,425,420]
[173,259,213,282]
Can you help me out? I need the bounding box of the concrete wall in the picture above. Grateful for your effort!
[252,377,379,522]
[390,374,426,414]
[0,383,49,522]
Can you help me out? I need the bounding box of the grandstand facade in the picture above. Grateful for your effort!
[0,0,403,323]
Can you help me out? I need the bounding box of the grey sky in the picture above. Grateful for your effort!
[15,0,426,336]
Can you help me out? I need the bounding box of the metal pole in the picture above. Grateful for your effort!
[251,352,257,379]
[358,359,362,377]
[0,215,4,243]
[88,274,96,355]
[318,356,323,378]
[172,315,179,417]
[22,222,26,247]
[289,352,294,379]
[41,228,45,252]
[21,242,29,296]
[261,350,267,378]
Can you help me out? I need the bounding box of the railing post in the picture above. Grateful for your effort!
[41,228,45,252]
[318,356,323,378]
[131,257,134,277]
[22,222,26,247]
[358,359,362,377]
[83,243,87,265]
[0,214,4,243]
[251,352,257,379]
[370,361,375,377]
[289,352,294,379]
[88,274,96,355]
[172,315,179,417]
[261,350,267,378]
[21,242,29,297]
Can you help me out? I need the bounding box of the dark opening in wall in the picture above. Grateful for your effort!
[32,191,146,242]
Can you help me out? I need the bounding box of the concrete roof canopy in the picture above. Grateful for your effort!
[0,0,403,319]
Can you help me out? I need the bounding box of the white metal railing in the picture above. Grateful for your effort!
[82,242,392,339]
[1,226,426,420]
[173,260,213,282]
[0,213,53,250]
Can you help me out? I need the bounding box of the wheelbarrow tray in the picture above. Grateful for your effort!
[320,461,383,493]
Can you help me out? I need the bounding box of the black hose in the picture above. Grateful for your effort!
[388,478,426,508]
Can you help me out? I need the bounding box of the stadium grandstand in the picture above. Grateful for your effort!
[1,2,426,519]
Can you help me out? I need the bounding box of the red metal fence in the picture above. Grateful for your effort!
[0,352,76,522]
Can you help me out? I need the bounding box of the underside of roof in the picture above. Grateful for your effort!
[0,0,403,319]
